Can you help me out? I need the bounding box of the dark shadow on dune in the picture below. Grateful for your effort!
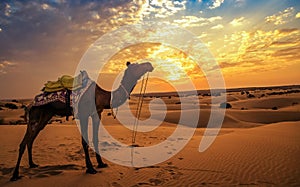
[0,167,14,175]
[1,164,84,178]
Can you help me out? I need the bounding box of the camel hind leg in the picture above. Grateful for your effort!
[10,108,53,181]
[10,128,31,181]
[27,110,53,168]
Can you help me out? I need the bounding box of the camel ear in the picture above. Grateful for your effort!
[126,61,131,66]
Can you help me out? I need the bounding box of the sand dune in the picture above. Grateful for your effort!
[0,122,299,186]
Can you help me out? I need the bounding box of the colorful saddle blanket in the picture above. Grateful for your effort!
[32,78,94,107]
[33,90,74,106]
[42,71,89,92]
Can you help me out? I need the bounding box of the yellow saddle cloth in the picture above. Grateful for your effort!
[42,71,88,92]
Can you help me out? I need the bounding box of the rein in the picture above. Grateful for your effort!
[110,72,150,123]
[131,72,149,145]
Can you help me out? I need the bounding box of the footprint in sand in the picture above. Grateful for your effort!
[35,170,63,178]
[111,181,123,187]
[149,178,163,185]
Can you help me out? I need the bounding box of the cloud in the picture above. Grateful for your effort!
[219,28,300,74]
[0,60,16,75]
[210,24,224,30]
[0,0,143,64]
[272,46,300,58]
[198,32,208,39]
[138,0,187,20]
[230,17,247,26]
[296,12,300,19]
[265,7,295,25]
[41,3,56,11]
[173,15,222,28]
[234,0,245,7]
[208,0,224,9]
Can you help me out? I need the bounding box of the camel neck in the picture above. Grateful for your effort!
[111,81,136,108]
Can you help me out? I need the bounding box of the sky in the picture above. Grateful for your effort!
[0,0,300,99]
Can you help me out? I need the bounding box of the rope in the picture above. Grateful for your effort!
[110,106,118,119]
[131,72,149,145]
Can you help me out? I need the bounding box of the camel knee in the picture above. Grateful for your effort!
[28,121,38,133]
[18,143,26,155]
[81,138,89,148]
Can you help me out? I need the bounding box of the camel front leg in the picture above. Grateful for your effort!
[10,128,30,181]
[80,116,97,174]
[92,113,108,168]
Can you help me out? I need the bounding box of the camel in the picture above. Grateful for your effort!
[10,62,154,181]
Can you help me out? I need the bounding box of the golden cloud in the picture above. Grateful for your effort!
[218,28,300,75]
[210,24,224,30]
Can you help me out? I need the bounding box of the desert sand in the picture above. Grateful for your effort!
[0,86,299,186]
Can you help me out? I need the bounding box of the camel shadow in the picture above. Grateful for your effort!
[1,164,84,179]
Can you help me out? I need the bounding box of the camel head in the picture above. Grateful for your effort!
[126,61,153,78]
[111,62,153,108]
[121,61,153,85]
[119,61,152,91]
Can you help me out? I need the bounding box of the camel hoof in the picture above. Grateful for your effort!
[10,175,21,181]
[97,163,108,168]
[30,163,39,168]
[86,168,97,174]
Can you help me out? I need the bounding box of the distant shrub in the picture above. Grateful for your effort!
[9,120,26,125]
[0,118,4,124]
[241,91,245,95]
[11,99,18,103]
[0,107,3,110]
[241,107,247,110]
[272,107,278,110]
[212,92,221,96]
[220,102,232,109]
[247,94,255,98]
[4,103,18,109]
[175,102,181,105]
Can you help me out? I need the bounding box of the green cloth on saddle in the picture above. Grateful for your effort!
[42,71,88,92]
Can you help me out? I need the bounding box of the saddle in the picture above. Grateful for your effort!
[42,70,89,92]
[33,71,91,121]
